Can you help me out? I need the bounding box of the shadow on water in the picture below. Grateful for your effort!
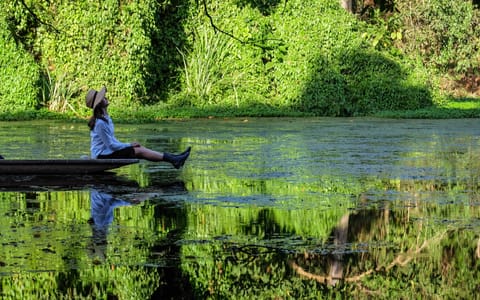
[0,173,139,192]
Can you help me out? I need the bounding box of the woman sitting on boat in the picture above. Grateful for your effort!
[86,86,190,169]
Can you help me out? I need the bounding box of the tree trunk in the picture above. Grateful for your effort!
[340,0,353,13]
[329,213,350,286]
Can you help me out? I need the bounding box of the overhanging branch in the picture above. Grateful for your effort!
[201,0,284,51]
[18,0,60,34]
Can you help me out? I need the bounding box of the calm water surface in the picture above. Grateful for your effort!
[1,118,479,299]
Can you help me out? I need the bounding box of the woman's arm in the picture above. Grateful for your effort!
[96,120,131,151]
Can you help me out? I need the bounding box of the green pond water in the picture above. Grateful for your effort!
[0,118,479,299]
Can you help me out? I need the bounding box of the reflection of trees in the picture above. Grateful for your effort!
[288,202,480,298]
[181,198,480,298]
[149,200,195,299]
[0,185,195,299]
[291,213,448,287]
[4,139,480,298]
[288,217,350,286]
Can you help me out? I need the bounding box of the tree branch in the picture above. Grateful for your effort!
[290,230,449,286]
[18,0,60,34]
[201,0,283,51]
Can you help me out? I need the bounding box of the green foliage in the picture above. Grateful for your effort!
[177,26,238,106]
[0,13,40,112]
[0,0,477,117]
[39,0,152,107]
[340,50,432,115]
[395,0,480,75]
[40,70,80,114]
[174,0,434,116]
[1,0,188,111]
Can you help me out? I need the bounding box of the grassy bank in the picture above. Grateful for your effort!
[1,98,479,123]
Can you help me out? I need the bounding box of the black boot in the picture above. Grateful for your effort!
[179,146,192,156]
[163,147,191,169]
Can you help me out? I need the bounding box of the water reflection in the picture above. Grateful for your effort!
[88,189,139,262]
[289,207,387,287]
[188,201,480,298]
[0,173,140,191]
[2,118,480,298]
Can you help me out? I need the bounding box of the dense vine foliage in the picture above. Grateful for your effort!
[0,0,478,116]
[0,13,40,112]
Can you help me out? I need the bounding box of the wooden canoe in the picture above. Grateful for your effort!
[0,159,139,174]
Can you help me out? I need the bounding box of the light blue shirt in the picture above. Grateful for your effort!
[90,115,131,158]
[90,189,132,228]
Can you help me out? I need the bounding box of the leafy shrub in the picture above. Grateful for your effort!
[13,0,188,112]
[177,0,433,115]
[0,0,458,116]
[178,26,237,106]
[0,15,40,112]
[395,0,480,75]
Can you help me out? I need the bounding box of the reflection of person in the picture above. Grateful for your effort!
[88,189,136,261]
[86,86,191,169]
[89,189,133,229]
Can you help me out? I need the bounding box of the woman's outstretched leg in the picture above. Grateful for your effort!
[133,146,163,161]
[134,146,191,169]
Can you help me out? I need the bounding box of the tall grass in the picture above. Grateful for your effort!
[178,27,237,106]
[40,70,80,114]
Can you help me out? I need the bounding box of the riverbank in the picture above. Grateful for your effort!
[1,97,479,122]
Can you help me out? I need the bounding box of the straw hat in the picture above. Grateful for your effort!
[85,86,106,110]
